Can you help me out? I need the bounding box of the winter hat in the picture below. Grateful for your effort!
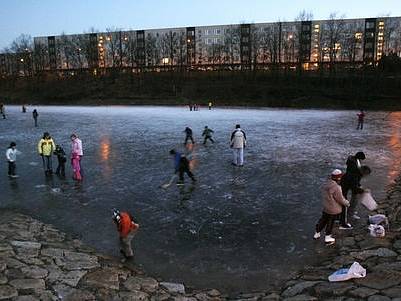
[9,142,16,148]
[355,152,366,160]
[331,169,343,180]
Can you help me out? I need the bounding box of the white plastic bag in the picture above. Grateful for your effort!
[369,214,389,228]
[328,262,366,282]
[368,224,385,237]
[359,191,378,211]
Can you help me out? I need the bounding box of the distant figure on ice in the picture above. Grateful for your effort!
[112,209,139,261]
[340,152,371,228]
[208,101,212,110]
[202,126,215,145]
[314,169,350,245]
[22,105,27,113]
[170,149,196,185]
[32,109,38,127]
[184,127,195,145]
[54,145,67,177]
[6,142,21,178]
[230,124,246,166]
[70,133,83,180]
[0,103,6,119]
[356,110,365,130]
[189,104,193,111]
[38,132,56,175]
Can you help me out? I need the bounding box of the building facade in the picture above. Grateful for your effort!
[1,16,401,76]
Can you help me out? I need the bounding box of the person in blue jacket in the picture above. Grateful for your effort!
[169,149,196,184]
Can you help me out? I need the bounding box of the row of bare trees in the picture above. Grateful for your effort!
[1,13,401,76]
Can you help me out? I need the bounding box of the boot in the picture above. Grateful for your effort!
[313,232,321,240]
[325,235,335,245]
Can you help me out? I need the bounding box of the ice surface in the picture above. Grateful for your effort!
[1,105,400,292]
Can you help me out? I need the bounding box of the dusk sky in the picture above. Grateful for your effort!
[1,0,401,49]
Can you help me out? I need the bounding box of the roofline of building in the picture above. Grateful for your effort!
[33,15,401,40]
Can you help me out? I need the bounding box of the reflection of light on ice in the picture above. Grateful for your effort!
[99,136,112,179]
[100,137,111,161]
[387,113,401,180]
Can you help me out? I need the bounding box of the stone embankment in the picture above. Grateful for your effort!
[1,178,401,300]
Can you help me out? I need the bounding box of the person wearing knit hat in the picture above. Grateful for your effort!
[314,169,350,245]
[339,151,369,227]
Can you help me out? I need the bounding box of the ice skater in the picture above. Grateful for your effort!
[202,126,215,145]
[208,101,212,110]
[6,142,21,178]
[0,103,6,119]
[22,105,27,113]
[184,127,195,145]
[230,124,246,166]
[37,132,56,175]
[70,133,83,179]
[32,109,38,127]
[54,144,66,177]
[356,110,365,130]
[170,149,196,185]
[112,209,139,261]
[314,169,350,245]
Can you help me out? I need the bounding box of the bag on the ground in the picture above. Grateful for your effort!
[368,224,385,237]
[368,214,389,228]
[328,262,366,282]
[358,191,378,211]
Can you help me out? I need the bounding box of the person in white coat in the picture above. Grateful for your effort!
[6,142,21,178]
[230,124,246,166]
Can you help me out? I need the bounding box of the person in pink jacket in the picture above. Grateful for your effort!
[70,133,83,180]
[314,169,350,245]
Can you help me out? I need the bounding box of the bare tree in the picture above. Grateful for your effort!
[383,18,398,55]
[342,25,364,63]
[323,12,346,71]
[263,24,281,64]
[175,32,187,69]
[105,27,122,68]
[160,31,179,67]
[294,10,313,64]
[10,34,34,76]
[145,33,158,67]
[223,25,240,65]
[33,42,49,72]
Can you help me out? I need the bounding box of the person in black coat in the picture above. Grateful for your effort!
[339,152,370,229]
[184,127,195,145]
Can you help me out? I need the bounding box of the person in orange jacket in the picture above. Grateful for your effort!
[112,209,139,260]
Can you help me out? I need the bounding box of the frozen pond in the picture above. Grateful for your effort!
[1,106,401,293]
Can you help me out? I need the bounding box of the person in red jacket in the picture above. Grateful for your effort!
[356,110,365,130]
[112,209,139,260]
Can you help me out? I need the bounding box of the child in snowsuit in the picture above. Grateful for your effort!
[314,169,350,245]
[54,145,67,177]
[6,142,20,178]
[202,126,215,145]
